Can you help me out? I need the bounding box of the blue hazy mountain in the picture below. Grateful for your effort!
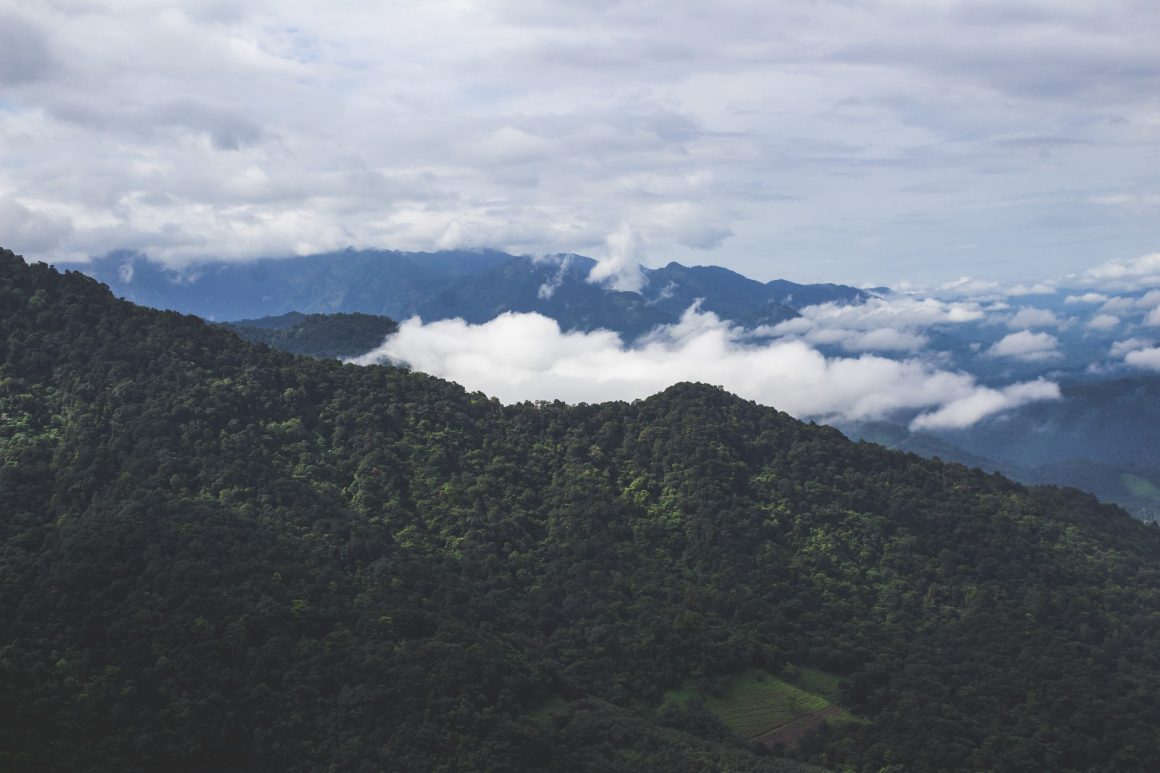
[83,248,513,321]
[80,249,867,337]
[840,375,1160,521]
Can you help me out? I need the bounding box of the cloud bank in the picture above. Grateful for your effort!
[764,294,984,352]
[988,330,1062,362]
[1125,347,1160,371]
[351,306,1057,429]
[1085,253,1160,291]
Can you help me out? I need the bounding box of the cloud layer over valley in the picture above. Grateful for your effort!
[352,305,1060,429]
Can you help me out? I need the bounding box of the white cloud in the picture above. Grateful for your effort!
[759,294,985,353]
[1125,347,1160,371]
[909,380,1061,431]
[1099,290,1160,323]
[988,330,1062,362]
[1099,295,1139,313]
[937,276,1003,299]
[1065,292,1109,304]
[1138,289,1160,306]
[1007,307,1059,328]
[772,295,984,331]
[1084,253,1160,291]
[1087,313,1120,331]
[0,197,76,258]
[534,253,572,299]
[842,328,929,352]
[1110,338,1152,358]
[351,306,1056,428]
[588,223,645,293]
[931,279,1056,302]
[1006,282,1056,296]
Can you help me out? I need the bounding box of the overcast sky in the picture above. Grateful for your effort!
[2,0,1159,284]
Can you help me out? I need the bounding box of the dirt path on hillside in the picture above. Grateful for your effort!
[750,704,844,748]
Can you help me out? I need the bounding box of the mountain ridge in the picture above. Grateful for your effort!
[4,246,1160,770]
[77,248,867,336]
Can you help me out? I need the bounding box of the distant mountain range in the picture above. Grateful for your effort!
[81,249,868,337]
[839,376,1160,521]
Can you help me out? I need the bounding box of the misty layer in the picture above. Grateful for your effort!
[352,305,1059,430]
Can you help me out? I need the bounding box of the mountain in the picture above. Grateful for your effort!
[77,249,867,337]
[222,312,398,359]
[412,254,676,338]
[84,247,513,321]
[4,247,1160,771]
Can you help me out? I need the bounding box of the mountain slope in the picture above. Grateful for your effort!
[3,248,1160,772]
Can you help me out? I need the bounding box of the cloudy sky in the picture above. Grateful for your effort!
[1,0,1159,285]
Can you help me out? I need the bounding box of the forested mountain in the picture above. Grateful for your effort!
[4,247,1160,771]
[222,312,398,360]
[79,249,866,337]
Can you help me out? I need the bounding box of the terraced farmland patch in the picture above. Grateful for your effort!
[663,667,852,743]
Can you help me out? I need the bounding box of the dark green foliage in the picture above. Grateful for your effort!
[222,312,398,359]
[3,248,1160,771]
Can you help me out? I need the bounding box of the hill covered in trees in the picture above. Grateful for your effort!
[3,247,1160,771]
[222,312,398,360]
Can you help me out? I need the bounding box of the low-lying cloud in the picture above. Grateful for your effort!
[1007,307,1061,329]
[988,330,1062,362]
[1084,253,1160,292]
[351,306,1057,430]
[588,223,646,293]
[909,380,1061,431]
[1125,347,1160,371]
[1087,313,1120,331]
[1110,338,1153,358]
[763,295,984,353]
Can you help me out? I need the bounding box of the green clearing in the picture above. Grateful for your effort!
[783,666,843,703]
[1123,473,1160,502]
[665,669,832,739]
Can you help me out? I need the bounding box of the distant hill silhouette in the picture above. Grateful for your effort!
[80,248,867,337]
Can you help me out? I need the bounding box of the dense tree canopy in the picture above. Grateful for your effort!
[2,248,1159,771]
[222,311,398,359]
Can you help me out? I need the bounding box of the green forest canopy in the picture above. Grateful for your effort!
[2,248,1159,772]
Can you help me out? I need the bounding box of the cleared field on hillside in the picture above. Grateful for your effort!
[665,668,837,739]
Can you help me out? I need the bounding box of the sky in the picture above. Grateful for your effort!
[1,0,1159,286]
